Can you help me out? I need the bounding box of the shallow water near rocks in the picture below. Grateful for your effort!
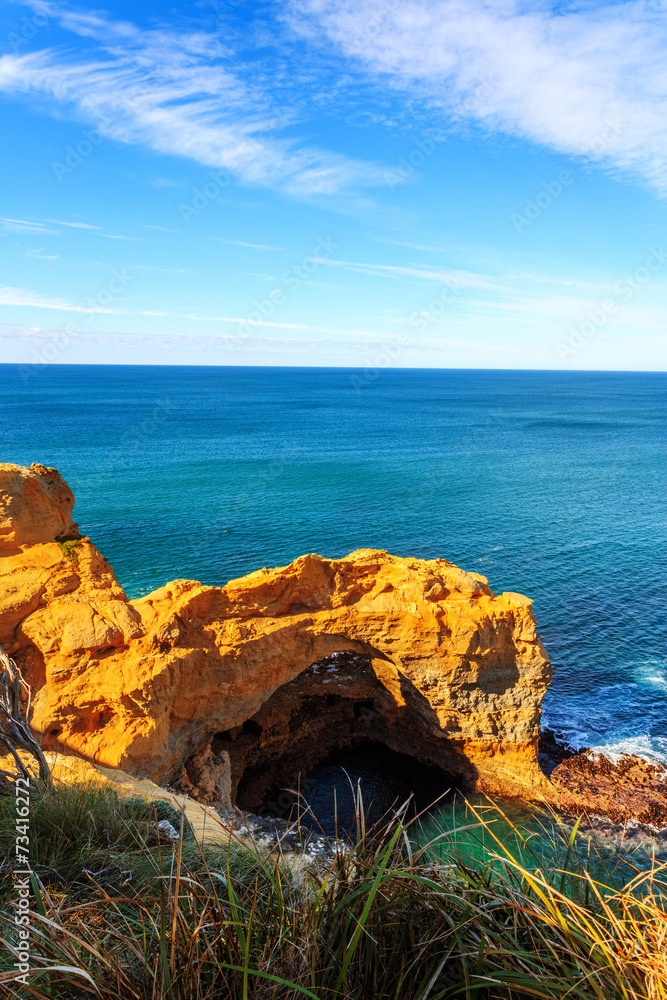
[248,743,667,871]
[288,760,667,875]
[252,743,456,838]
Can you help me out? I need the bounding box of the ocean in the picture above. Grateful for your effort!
[3,364,666,764]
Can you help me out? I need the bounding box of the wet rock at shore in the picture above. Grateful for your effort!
[552,746,667,828]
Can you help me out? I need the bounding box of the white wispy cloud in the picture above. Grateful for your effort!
[0,284,114,312]
[0,322,508,358]
[125,310,389,338]
[211,238,285,250]
[290,0,667,195]
[0,5,390,197]
[376,237,453,253]
[1,217,57,235]
[41,219,101,229]
[314,256,512,292]
[27,248,58,260]
[99,233,143,240]
[310,252,667,333]
[4,320,664,369]
[151,177,183,189]
[2,214,135,240]
[0,282,391,335]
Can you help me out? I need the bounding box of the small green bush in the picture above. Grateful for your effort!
[55,535,82,563]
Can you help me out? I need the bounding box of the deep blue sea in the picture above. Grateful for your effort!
[3,364,666,764]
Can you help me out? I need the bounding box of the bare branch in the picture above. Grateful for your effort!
[0,647,51,790]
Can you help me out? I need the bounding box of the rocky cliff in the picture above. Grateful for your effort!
[4,461,659,828]
[0,465,667,826]
[0,462,555,807]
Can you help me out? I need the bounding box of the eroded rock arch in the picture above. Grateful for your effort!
[1,463,553,810]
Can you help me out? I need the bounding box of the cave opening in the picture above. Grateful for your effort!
[212,650,470,836]
[183,651,475,831]
[237,739,458,837]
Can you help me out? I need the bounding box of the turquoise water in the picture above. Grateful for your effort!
[2,364,666,764]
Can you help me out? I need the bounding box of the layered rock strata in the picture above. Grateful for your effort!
[3,461,662,828]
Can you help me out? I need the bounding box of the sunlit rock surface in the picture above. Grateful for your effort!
[2,461,617,818]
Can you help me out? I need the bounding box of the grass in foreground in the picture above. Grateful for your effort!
[0,782,666,1000]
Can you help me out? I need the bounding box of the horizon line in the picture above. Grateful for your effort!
[1,362,666,374]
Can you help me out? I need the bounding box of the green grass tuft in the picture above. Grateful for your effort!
[0,782,193,903]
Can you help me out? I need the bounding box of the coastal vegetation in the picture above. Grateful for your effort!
[1,780,666,1000]
[55,536,82,563]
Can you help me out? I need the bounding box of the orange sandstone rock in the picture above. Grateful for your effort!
[1,463,554,806]
[0,463,78,551]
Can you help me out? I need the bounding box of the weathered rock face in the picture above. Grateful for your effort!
[1,463,556,808]
[0,463,79,550]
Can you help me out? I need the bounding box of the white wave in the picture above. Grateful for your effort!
[597,683,638,694]
[590,734,667,766]
[634,660,667,689]
[540,712,592,751]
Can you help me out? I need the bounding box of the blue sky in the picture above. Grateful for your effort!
[0,0,665,369]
